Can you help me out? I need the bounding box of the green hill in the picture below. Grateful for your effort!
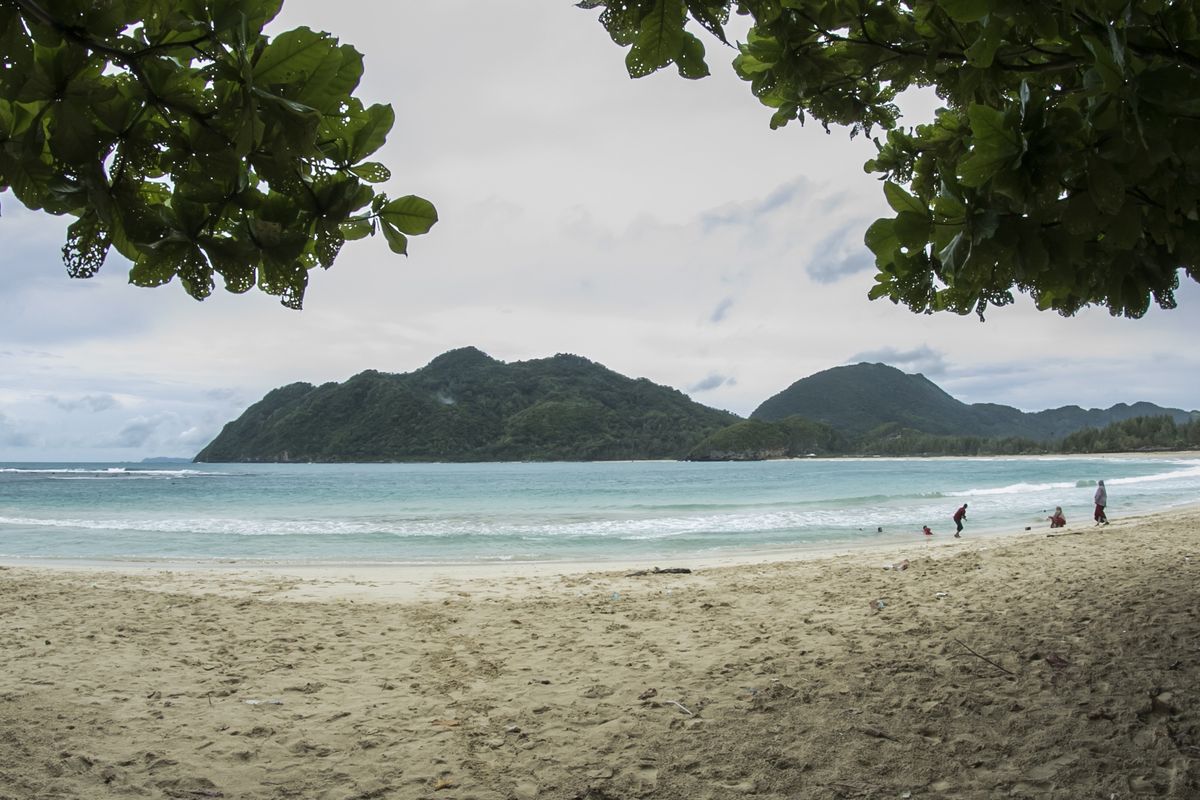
[752,363,1195,440]
[194,347,740,462]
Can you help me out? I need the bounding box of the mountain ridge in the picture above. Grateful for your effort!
[194,348,739,462]
[195,352,1197,462]
[752,362,1196,440]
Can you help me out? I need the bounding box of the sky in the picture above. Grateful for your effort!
[2,1,1198,462]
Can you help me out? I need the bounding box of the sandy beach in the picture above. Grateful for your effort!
[3,507,1199,799]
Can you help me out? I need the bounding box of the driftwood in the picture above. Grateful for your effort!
[857,725,898,742]
[619,568,696,575]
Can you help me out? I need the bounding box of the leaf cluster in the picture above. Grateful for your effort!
[584,0,1200,318]
[0,0,436,307]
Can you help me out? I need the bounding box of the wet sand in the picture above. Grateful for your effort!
[2,507,1199,799]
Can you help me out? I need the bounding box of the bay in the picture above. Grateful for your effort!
[1,456,1197,564]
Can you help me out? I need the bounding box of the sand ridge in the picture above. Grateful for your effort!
[2,508,1199,799]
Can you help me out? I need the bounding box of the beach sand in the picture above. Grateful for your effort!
[2,508,1199,799]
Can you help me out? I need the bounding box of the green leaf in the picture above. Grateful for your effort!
[48,100,101,164]
[938,231,970,273]
[964,19,1002,68]
[340,216,373,241]
[202,237,258,294]
[314,221,344,268]
[675,31,709,79]
[884,181,926,215]
[864,218,900,263]
[1082,35,1123,93]
[254,27,336,86]
[63,211,110,278]
[867,277,894,301]
[129,249,178,288]
[938,0,991,23]
[626,0,686,78]
[957,105,1020,187]
[894,211,931,248]
[0,98,13,138]
[250,85,318,116]
[349,103,394,162]
[175,242,215,300]
[378,195,438,235]
[350,161,390,183]
[379,219,408,255]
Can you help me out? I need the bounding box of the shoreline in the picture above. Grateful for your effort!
[3,504,1196,603]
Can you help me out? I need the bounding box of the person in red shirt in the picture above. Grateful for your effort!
[1048,507,1066,528]
[952,503,968,538]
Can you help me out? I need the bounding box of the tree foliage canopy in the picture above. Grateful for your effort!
[0,0,436,308]
[585,0,1200,318]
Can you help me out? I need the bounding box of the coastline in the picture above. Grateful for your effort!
[3,506,1199,798]
[4,501,1195,599]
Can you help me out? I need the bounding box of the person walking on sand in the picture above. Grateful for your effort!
[1094,481,1109,525]
[952,503,968,538]
[1048,506,1066,529]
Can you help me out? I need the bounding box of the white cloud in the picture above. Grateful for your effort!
[848,346,949,377]
[47,394,119,413]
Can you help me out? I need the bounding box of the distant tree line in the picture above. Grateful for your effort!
[1059,416,1200,454]
[689,415,1200,460]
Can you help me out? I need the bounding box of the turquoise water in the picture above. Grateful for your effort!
[1,457,1197,564]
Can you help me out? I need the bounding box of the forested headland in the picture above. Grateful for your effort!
[196,352,1197,463]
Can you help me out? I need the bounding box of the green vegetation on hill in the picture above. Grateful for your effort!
[690,414,1198,460]
[687,418,847,461]
[753,363,1194,441]
[196,355,1197,463]
[194,348,739,462]
[1061,416,1200,454]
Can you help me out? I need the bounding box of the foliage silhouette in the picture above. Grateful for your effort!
[0,0,435,307]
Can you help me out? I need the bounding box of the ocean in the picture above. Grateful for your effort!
[1,456,1197,565]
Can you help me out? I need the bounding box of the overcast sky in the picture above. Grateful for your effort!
[2,1,1197,462]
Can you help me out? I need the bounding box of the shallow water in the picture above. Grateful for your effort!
[1,456,1196,564]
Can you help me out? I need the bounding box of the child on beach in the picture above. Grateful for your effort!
[922,525,933,536]
[953,503,968,538]
[1048,507,1066,528]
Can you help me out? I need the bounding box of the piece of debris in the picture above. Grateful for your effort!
[666,700,694,716]
[638,688,658,700]
[625,567,693,577]
[858,725,898,741]
[1044,653,1070,669]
